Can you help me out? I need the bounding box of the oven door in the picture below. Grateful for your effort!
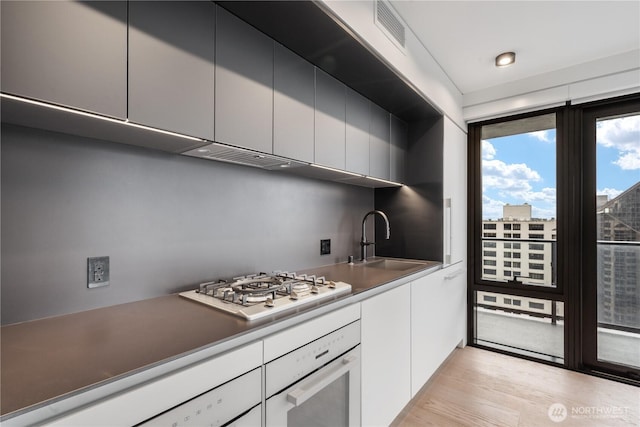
[265,345,360,427]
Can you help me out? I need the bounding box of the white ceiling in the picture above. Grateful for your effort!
[390,1,640,95]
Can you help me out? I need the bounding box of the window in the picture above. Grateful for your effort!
[484,269,497,275]
[529,243,544,250]
[504,261,512,267]
[484,242,497,248]
[484,250,496,257]
[513,224,521,230]
[504,224,512,230]
[474,292,563,362]
[529,234,544,239]
[484,260,497,266]
[484,223,497,230]
[529,302,545,310]
[530,273,545,280]
[529,253,544,260]
[504,243,512,249]
[513,243,521,249]
[513,233,521,238]
[513,252,521,259]
[504,252,512,258]
[484,233,496,238]
[513,262,521,268]
[529,224,544,231]
[504,270,512,276]
[504,233,512,238]
[529,263,544,270]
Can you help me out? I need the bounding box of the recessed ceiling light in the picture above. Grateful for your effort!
[495,51,516,67]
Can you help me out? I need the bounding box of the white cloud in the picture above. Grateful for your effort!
[597,187,623,200]
[482,194,507,220]
[482,159,541,196]
[481,140,496,160]
[614,152,640,170]
[529,130,553,143]
[597,115,640,170]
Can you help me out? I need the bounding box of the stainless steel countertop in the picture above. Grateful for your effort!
[0,258,441,419]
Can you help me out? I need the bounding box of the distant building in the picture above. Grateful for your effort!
[482,204,556,286]
[597,182,640,328]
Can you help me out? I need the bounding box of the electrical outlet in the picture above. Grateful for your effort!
[320,239,331,255]
[88,256,110,288]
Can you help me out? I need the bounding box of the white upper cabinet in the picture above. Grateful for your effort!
[314,69,347,169]
[345,88,371,176]
[369,102,391,180]
[273,44,315,163]
[128,1,215,140]
[1,1,127,118]
[215,6,274,153]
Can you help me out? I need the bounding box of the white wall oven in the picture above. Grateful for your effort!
[264,319,361,427]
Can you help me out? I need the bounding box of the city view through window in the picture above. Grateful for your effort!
[595,113,639,369]
[476,112,639,367]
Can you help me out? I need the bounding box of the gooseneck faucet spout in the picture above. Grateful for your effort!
[360,210,390,262]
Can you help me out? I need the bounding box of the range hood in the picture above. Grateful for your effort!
[183,142,306,171]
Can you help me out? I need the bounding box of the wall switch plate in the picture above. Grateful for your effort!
[320,239,331,255]
[88,256,110,288]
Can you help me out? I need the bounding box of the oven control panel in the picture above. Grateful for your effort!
[265,320,360,398]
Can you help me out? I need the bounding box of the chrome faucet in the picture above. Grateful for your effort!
[360,210,390,261]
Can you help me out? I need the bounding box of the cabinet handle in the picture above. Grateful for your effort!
[286,354,358,406]
[444,269,465,280]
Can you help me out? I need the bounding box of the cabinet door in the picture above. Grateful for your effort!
[369,103,391,180]
[361,284,411,426]
[215,6,273,153]
[1,1,127,118]
[410,268,466,397]
[390,115,408,183]
[273,44,314,162]
[443,117,467,264]
[129,1,215,140]
[345,88,370,175]
[314,69,346,169]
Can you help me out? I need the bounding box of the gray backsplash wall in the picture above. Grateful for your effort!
[1,124,373,325]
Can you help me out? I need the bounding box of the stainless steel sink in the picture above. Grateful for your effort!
[353,258,428,271]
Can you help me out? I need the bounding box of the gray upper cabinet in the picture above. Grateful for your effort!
[390,115,408,183]
[273,44,314,163]
[0,1,127,118]
[215,6,273,154]
[129,1,215,141]
[369,103,391,180]
[315,69,346,169]
[345,88,370,176]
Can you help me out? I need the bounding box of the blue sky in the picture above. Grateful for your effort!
[482,114,640,220]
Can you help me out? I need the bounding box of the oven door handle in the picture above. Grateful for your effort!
[286,354,358,406]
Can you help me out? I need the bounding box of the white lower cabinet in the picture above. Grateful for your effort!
[411,265,466,397]
[361,284,411,427]
[43,342,263,427]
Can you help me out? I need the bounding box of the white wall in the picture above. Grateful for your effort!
[318,0,465,130]
[321,1,639,124]
[463,49,640,122]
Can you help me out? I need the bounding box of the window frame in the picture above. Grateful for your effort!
[467,93,640,384]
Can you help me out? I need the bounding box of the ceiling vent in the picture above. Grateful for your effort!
[375,0,406,51]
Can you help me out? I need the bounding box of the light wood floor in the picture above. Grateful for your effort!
[390,346,639,427]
